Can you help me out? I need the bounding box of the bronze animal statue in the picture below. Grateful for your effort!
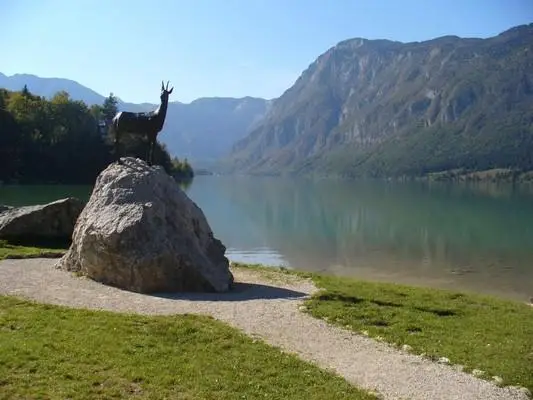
[111,81,173,166]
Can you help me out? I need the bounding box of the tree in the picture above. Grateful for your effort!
[0,109,22,181]
[89,104,103,120]
[102,92,118,122]
[0,87,190,184]
[0,89,8,109]
[21,84,31,98]
[170,157,194,182]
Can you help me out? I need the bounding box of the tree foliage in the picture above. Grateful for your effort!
[0,87,193,184]
[102,92,119,122]
[171,157,194,182]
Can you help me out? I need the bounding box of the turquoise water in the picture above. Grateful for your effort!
[2,177,532,301]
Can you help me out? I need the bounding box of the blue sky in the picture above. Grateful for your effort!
[2,0,532,103]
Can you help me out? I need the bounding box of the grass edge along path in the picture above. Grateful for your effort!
[231,263,533,396]
[0,239,66,260]
[2,246,531,397]
[0,295,376,400]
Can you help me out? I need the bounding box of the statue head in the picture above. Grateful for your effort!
[161,81,174,102]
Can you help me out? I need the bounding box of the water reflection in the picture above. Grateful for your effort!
[186,176,533,301]
[2,178,531,301]
[0,185,93,207]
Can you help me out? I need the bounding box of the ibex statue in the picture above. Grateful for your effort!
[111,81,173,166]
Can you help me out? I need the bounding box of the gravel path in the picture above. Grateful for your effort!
[0,258,529,400]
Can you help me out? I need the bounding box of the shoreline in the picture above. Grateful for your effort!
[232,261,533,306]
[0,257,531,399]
[0,240,530,304]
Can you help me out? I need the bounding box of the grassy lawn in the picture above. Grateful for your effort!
[0,239,67,260]
[303,273,533,393]
[232,263,533,393]
[0,295,375,400]
[2,250,531,396]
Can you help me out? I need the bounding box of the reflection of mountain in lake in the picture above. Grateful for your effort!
[185,177,271,250]
[2,179,532,299]
[186,176,533,300]
[184,177,290,266]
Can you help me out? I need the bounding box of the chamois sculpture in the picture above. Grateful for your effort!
[111,81,173,166]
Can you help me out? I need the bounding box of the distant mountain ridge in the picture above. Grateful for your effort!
[224,24,533,178]
[4,24,533,177]
[0,72,110,107]
[0,72,270,163]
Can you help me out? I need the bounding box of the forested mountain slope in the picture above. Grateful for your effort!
[225,24,533,178]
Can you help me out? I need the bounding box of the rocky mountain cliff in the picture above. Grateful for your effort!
[0,73,269,164]
[225,24,533,178]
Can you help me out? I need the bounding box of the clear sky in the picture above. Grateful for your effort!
[2,0,532,104]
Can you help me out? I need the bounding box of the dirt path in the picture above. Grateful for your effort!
[0,258,528,400]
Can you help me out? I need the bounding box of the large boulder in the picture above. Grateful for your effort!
[56,157,233,293]
[0,198,85,241]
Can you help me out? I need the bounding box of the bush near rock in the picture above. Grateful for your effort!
[56,157,233,294]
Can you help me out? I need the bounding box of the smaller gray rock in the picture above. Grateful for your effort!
[0,198,85,241]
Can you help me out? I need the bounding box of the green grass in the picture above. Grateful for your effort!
[304,273,533,392]
[0,239,66,260]
[0,295,375,400]
[233,263,533,392]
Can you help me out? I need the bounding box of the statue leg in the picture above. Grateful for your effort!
[114,132,122,164]
[145,138,151,166]
[148,139,154,166]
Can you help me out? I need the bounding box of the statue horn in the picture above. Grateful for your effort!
[166,81,170,90]
[161,80,164,90]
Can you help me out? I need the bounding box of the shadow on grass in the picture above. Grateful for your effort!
[316,292,459,317]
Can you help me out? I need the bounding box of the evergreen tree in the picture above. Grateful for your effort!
[21,84,30,97]
[102,92,119,122]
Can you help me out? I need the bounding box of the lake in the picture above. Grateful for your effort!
[1,177,532,302]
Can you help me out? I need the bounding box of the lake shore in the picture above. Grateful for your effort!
[3,178,533,303]
[0,244,531,399]
[234,263,533,393]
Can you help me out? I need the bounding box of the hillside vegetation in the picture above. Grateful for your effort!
[0,87,192,184]
[0,72,270,165]
[224,24,533,179]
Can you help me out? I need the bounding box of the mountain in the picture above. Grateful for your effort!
[0,72,105,105]
[224,24,533,178]
[160,97,270,164]
[0,72,150,113]
[0,73,269,163]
